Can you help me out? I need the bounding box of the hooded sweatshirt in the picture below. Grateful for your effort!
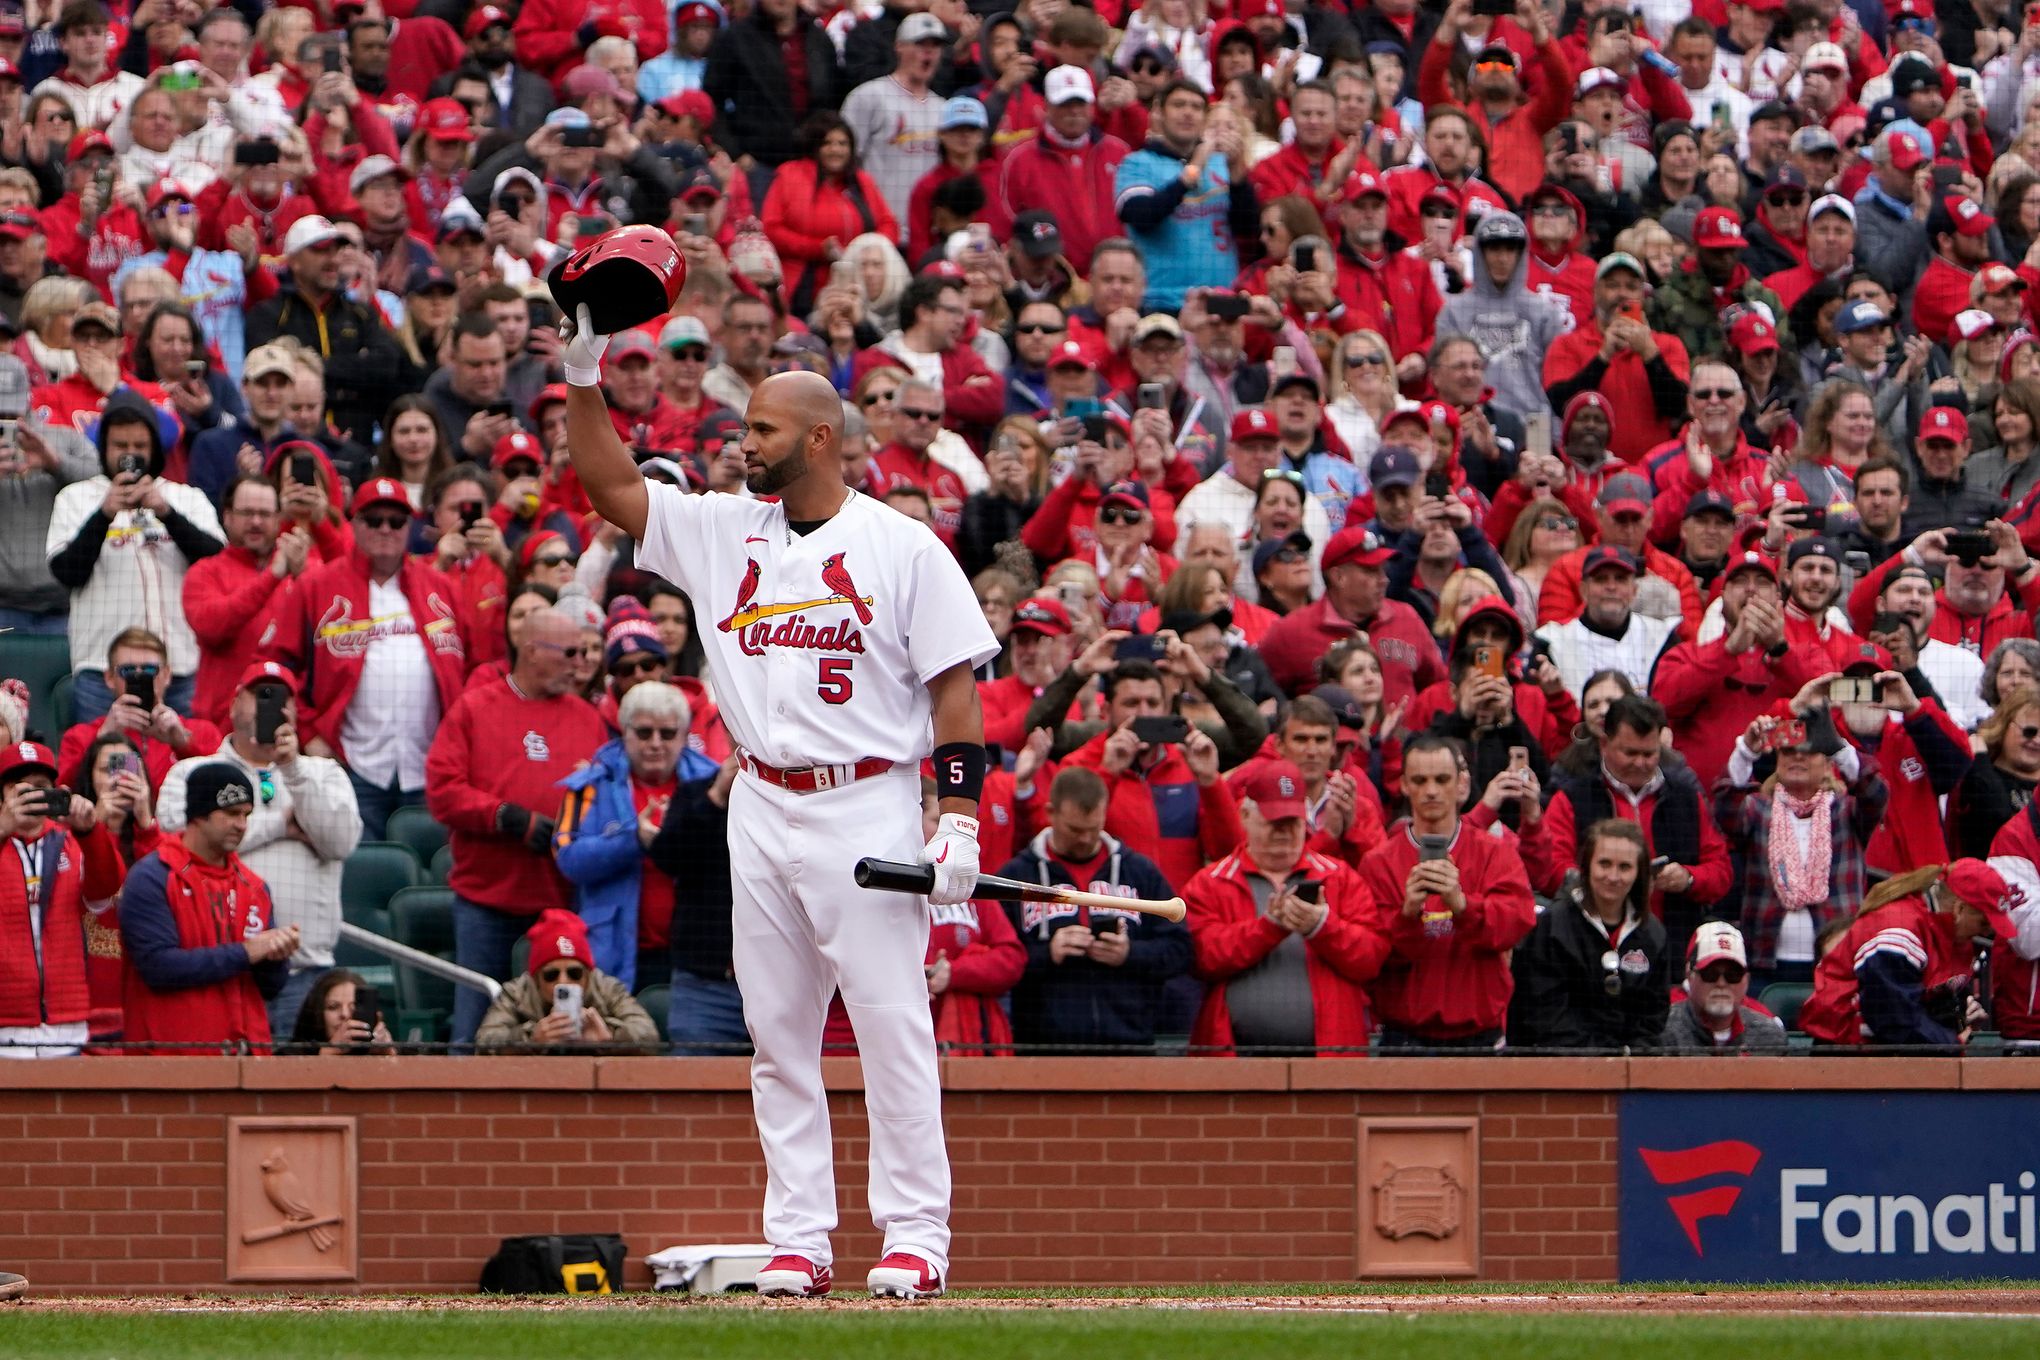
[44,391,225,677]
[1436,213,1568,422]
[1524,185,1597,330]
[0,407,99,618]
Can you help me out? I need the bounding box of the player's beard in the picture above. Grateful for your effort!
[746,439,809,495]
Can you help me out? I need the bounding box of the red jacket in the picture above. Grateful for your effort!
[1542,323,1691,467]
[1799,893,1968,1046]
[822,898,1027,1054]
[1417,37,1572,204]
[1912,255,1977,353]
[426,675,608,915]
[1858,702,1971,879]
[1643,434,1767,543]
[978,764,1050,879]
[195,181,318,261]
[1225,747,1390,869]
[1065,729,1244,891]
[0,823,124,1028]
[39,196,149,304]
[262,551,471,765]
[762,159,902,305]
[514,0,666,83]
[871,440,968,549]
[979,674,1087,753]
[1378,163,1509,248]
[1184,846,1389,1052]
[1653,635,1823,789]
[184,545,297,726]
[58,715,221,796]
[991,129,1130,274]
[851,342,1004,432]
[1332,242,1442,365]
[1356,820,1538,1040]
[1989,806,2040,1042]
[1259,594,1445,706]
[1018,467,1179,569]
[119,839,277,1053]
[1247,138,1344,208]
[1847,549,2040,658]
[430,552,509,671]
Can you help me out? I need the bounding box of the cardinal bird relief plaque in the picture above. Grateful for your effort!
[226,1117,359,1282]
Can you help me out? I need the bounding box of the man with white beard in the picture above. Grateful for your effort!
[1658,922,1789,1053]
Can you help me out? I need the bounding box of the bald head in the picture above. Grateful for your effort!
[742,370,846,497]
[516,608,581,697]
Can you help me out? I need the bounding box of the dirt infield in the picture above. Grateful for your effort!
[12,1288,2040,1316]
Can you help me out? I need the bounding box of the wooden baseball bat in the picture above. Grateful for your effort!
[854,857,1187,923]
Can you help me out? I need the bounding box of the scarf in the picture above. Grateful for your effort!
[1768,787,1833,913]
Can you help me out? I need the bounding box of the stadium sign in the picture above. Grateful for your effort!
[1620,1092,2040,1282]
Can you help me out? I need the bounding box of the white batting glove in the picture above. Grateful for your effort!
[562,302,612,388]
[921,812,980,905]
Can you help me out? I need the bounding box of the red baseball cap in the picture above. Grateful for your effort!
[529,383,570,424]
[1943,195,1995,237]
[1918,405,1969,443]
[493,430,542,468]
[1885,131,1928,171]
[1727,311,1779,354]
[1943,858,2020,940]
[1693,207,1746,250]
[1710,548,1778,601]
[1238,759,1309,821]
[674,1,720,23]
[144,181,194,211]
[1010,596,1072,637]
[67,130,114,161]
[463,4,511,38]
[1322,525,1396,570]
[1230,407,1279,443]
[350,476,413,517]
[1047,339,1089,370]
[656,90,716,126]
[1839,640,1896,676]
[1236,0,1285,18]
[236,660,299,697]
[1342,169,1387,203]
[0,740,57,784]
[1976,263,2027,297]
[418,97,475,142]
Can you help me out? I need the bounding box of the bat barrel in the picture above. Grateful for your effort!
[854,857,937,894]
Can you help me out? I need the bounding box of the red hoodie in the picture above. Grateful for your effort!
[1542,320,1692,467]
[1184,846,1389,1053]
[1525,186,1597,330]
[1417,36,1572,204]
[184,546,299,727]
[989,127,1131,275]
[0,821,124,1029]
[1356,820,1537,1040]
[1064,729,1245,891]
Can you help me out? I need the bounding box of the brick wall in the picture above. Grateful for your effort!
[0,1056,2012,1292]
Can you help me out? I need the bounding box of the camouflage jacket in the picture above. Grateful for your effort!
[1646,266,1793,361]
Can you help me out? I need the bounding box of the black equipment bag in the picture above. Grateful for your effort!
[479,1233,628,1294]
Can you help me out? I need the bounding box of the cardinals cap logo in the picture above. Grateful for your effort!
[556,936,577,958]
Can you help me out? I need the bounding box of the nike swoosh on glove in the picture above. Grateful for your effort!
[920,812,980,906]
[563,302,612,387]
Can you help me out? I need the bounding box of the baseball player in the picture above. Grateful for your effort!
[561,304,998,1300]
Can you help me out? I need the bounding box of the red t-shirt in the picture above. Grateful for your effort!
[631,774,677,949]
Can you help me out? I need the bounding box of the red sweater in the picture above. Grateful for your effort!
[990,131,1130,274]
[1184,847,1389,1052]
[1417,38,1572,204]
[1643,434,1767,544]
[58,715,221,796]
[183,545,297,727]
[1332,244,1443,366]
[425,675,608,914]
[1542,324,1690,467]
[762,160,901,305]
[262,552,471,765]
[822,898,1027,1053]
[1064,730,1244,891]
[1355,820,1537,1040]
[872,440,968,548]
[1258,594,1445,705]
[514,0,666,83]
[39,196,148,304]
[0,823,124,1028]
[979,674,1087,753]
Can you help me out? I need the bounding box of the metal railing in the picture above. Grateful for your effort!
[336,921,502,1001]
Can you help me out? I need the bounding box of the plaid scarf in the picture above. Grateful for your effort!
[1768,787,1833,913]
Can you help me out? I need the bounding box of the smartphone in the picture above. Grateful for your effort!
[1933,164,1964,192]
[1760,717,1807,753]
[321,45,342,74]
[1130,713,1191,747]
[1137,382,1167,411]
[830,258,857,290]
[1294,880,1325,906]
[254,685,288,746]
[1064,396,1104,420]
[1294,241,1318,274]
[1089,914,1124,936]
[1946,528,1993,565]
[460,501,483,529]
[33,787,70,818]
[1271,346,1297,378]
[1790,506,1827,533]
[125,672,154,707]
[1830,676,1878,705]
[1507,745,1529,772]
[351,982,379,1036]
[967,222,993,251]
[1417,834,1452,862]
[1474,0,1514,14]
[233,139,280,166]
[115,453,147,479]
[1115,634,1169,663]
[682,213,708,237]
[552,981,583,1032]
[483,401,516,420]
[107,749,141,783]
[183,360,207,380]
[1424,470,1451,499]
[1079,413,1110,443]
[525,297,556,337]
[1207,293,1250,321]
[1843,550,1871,576]
[1472,643,1505,681]
[289,452,316,488]
[1649,855,1671,874]
[1956,72,1974,89]
[1524,409,1552,459]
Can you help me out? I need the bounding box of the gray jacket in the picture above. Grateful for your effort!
[0,420,101,616]
[1850,186,1931,305]
[1659,998,1792,1054]
[1436,212,1568,422]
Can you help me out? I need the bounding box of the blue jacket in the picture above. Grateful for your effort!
[189,418,298,509]
[554,737,718,987]
[997,829,1192,1050]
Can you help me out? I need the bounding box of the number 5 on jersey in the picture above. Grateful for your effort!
[818,657,854,704]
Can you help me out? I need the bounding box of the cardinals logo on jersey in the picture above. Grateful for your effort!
[717,552,877,656]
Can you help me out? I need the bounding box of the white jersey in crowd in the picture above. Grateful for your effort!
[636,481,998,768]
[1536,612,1679,703]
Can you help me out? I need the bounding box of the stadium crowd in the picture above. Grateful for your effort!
[3,0,2040,1059]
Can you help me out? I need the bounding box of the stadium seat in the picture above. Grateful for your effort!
[0,634,72,740]
[388,886,457,1043]
[48,671,75,737]
[428,843,452,885]
[340,842,423,923]
[1759,982,1814,1033]
[636,983,671,1043]
[385,806,450,872]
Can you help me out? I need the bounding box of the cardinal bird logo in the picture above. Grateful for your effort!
[255,1148,337,1252]
[717,558,763,631]
[821,553,874,625]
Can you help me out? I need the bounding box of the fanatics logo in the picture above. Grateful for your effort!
[1638,1141,1762,1257]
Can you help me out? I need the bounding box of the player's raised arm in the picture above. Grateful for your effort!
[562,302,650,542]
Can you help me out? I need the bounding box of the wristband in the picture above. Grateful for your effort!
[563,359,603,388]
[932,741,986,803]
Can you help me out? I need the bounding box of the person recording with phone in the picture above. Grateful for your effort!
[284,969,394,1055]
[475,907,659,1051]
[1900,406,2004,542]
[1716,687,1891,990]
[1544,252,1691,466]
[156,661,363,1041]
[55,627,220,796]
[1848,516,2040,660]
[1357,735,1537,1050]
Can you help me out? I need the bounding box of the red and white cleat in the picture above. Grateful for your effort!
[866,1252,945,1299]
[755,1254,832,1298]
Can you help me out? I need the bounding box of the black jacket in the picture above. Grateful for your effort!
[703,13,843,167]
[997,831,1193,1050]
[1508,894,1670,1050]
[645,768,734,981]
[244,285,404,448]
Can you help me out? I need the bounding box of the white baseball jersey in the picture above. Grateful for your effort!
[637,481,999,767]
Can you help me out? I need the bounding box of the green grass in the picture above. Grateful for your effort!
[4,1310,2039,1360]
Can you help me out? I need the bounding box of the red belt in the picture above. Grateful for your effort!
[737,751,895,793]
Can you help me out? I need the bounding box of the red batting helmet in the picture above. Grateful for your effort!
[545,226,688,336]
